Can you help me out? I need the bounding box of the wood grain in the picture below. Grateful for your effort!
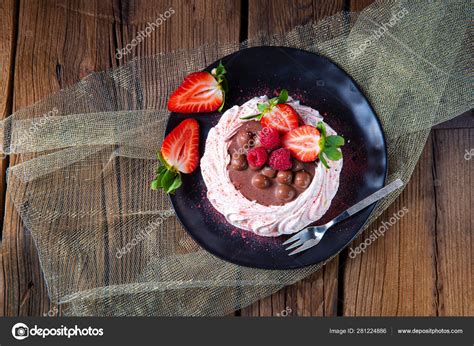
[342,136,439,315]
[1,0,119,316]
[341,129,473,316]
[431,128,473,315]
[0,0,17,237]
[0,0,242,316]
[0,0,471,317]
[241,0,346,317]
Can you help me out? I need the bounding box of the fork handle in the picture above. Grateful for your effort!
[331,179,404,225]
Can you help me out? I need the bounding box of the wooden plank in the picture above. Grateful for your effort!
[248,0,347,36]
[433,111,474,130]
[241,0,346,317]
[103,0,241,315]
[341,128,473,315]
[0,0,17,314]
[350,0,374,12]
[1,0,242,317]
[0,0,17,235]
[431,128,473,315]
[342,136,438,315]
[340,0,472,316]
[1,0,117,316]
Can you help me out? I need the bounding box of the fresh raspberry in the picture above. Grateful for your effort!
[259,127,281,150]
[268,148,292,171]
[247,147,268,169]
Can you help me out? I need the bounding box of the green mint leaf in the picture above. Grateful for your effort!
[324,146,342,161]
[277,89,288,104]
[325,135,345,147]
[319,153,330,169]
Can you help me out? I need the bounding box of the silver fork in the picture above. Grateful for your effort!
[283,179,404,256]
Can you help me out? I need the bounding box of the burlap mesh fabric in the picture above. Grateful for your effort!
[0,0,471,316]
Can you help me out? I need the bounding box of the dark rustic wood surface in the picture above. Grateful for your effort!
[0,0,472,317]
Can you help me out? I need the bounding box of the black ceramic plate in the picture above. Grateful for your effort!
[166,46,387,269]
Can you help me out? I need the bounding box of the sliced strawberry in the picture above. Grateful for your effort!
[240,90,299,134]
[161,118,200,173]
[261,104,299,134]
[168,63,227,113]
[151,119,200,193]
[282,125,321,162]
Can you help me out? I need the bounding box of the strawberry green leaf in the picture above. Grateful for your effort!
[326,135,345,147]
[319,153,330,169]
[211,61,228,112]
[150,179,159,190]
[161,169,176,191]
[257,103,268,112]
[240,113,262,120]
[157,152,172,170]
[277,89,288,104]
[215,61,226,76]
[316,122,327,138]
[324,146,342,161]
[166,174,182,194]
[218,91,226,112]
[269,97,279,107]
[220,77,229,94]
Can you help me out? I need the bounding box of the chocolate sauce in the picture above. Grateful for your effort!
[227,121,316,206]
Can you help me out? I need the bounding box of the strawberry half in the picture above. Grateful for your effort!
[282,125,321,162]
[282,122,345,168]
[240,89,299,134]
[168,62,228,113]
[261,104,299,134]
[151,118,200,193]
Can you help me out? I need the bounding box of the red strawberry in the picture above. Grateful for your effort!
[161,119,200,173]
[151,119,200,193]
[282,125,321,162]
[261,104,299,134]
[240,90,298,134]
[168,63,227,113]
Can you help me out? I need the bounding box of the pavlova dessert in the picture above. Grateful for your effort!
[152,63,344,237]
[201,90,343,237]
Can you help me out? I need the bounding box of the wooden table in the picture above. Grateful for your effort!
[0,0,472,317]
